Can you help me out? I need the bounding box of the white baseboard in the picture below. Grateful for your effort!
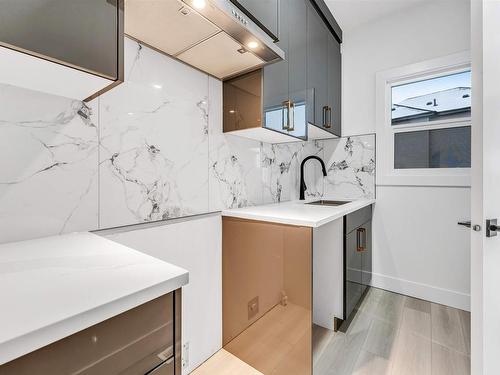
[370,272,470,311]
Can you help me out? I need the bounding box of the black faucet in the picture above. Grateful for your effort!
[300,156,327,200]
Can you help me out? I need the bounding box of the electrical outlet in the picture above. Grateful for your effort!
[248,296,259,320]
[182,342,189,369]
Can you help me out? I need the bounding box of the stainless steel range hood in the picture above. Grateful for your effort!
[124,0,285,80]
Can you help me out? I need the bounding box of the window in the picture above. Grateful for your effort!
[391,70,471,126]
[376,52,471,186]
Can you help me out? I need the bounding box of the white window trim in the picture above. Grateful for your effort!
[376,51,472,187]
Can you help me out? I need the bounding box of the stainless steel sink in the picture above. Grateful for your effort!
[305,200,351,206]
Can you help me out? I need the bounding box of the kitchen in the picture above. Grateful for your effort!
[0,0,496,374]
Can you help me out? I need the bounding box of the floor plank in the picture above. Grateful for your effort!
[431,303,468,354]
[191,349,264,375]
[389,328,432,375]
[431,342,470,375]
[202,288,470,375]
[352,350,391,375]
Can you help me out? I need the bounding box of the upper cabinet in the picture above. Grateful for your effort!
[307,2,341,139]
[232,0,279,41]
[0,0,123,101]
[223,0,343,143]
[262,0,308,141]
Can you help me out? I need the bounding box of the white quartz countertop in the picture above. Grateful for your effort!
[222,198,375,227]
[0,232,188,365]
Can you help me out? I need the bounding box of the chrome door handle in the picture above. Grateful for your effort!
[458,220,481,232]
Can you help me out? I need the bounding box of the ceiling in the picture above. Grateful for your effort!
[325,0,434,32]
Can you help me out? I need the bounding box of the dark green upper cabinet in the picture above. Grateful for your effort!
[262,0,308,140]
[307,1,342,137]
[232,0,279,41]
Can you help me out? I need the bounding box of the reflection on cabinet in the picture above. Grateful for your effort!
[262,0,308,141]
[0,0,124,101]
[306,1,341,139]
[222,217,312,375]
[231,0,279,41]
[222,0,342,143]
[343,206,372,328]
[0,291,181,375]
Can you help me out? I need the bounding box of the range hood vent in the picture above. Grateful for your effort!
[124,0,285,80]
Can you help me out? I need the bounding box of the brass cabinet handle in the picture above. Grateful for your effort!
[356,227,366,252]
[288,101,295,131]
[282,100,294,131]
[323,106,332,128]
[281,101,288,130]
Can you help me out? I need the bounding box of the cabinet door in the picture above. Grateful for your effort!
[286,0,307,139]
[327,33,342,136]
[0,0,119,79]
[362,221,372,287]
[233,0,279,40]
[306,4,328,128]
[345,229,363,320]
[262,0,289,134]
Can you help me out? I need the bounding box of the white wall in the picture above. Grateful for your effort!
[102,214,222,375]
[342,0,471,137]
[340,0,471,309]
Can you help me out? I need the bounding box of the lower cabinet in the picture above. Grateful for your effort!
[0,290,181,375]
[222,217,312,375]
[344,206,372,324]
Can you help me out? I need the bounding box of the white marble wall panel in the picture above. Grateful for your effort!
[99,39,209,227]
[0,84,98,244]
[207,78,263,211]
[323,134,376,199]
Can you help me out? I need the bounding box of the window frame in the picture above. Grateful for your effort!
[376,51,471,187]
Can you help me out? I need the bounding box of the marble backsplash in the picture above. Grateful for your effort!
[0,38,374,243]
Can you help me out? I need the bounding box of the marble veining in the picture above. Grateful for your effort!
[0,84,98,243]
[324,135,376,199]
[0,36,375,243]
[99,38,209,227]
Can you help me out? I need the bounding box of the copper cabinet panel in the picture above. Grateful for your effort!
[222,217,312,375]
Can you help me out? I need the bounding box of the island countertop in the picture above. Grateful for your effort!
[0,232,188,366]
[222,198,375,227]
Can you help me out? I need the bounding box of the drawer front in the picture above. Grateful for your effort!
[345,205,372,234]
[0,293,174,375]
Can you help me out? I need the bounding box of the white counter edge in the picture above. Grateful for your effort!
[222,199,375,227]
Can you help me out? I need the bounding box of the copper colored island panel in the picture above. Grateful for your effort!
[222,217,312,375]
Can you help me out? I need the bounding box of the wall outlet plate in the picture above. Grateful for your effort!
[248,296,259,320]
[182,342,189,368]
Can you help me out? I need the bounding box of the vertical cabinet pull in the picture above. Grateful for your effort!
[281,101,288,130]
[356,227,366,252]
[323,106,332,128]
[282,100,295,131]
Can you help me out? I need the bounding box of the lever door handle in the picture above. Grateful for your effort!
[487,218,498,237]
[458,220,481,231]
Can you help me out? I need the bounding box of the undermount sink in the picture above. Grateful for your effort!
[305,200,351,206]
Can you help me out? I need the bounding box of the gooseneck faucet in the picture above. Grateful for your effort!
[300,156,327,200]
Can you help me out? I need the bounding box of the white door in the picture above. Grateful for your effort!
[471,1,500,373]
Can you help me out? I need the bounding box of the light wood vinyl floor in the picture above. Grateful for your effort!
[314,287,471,375]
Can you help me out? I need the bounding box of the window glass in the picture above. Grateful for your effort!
[394,126,471,169]
[391,70,471,125]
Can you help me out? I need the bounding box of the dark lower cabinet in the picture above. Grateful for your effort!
[344,206,372,325]
[0,290,181,375]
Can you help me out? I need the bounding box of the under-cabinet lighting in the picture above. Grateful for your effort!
[192,0,206,9]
